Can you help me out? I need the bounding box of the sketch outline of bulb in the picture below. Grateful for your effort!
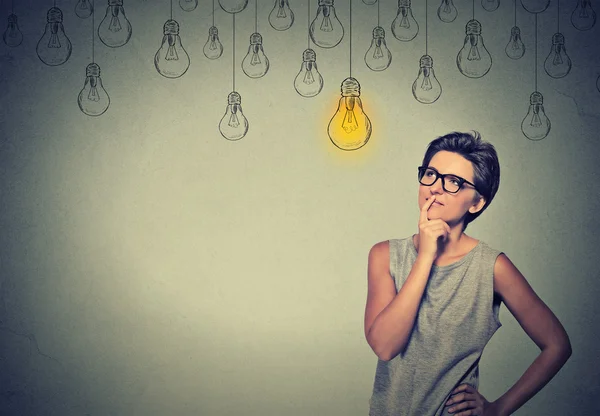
[437,0,458,22]
[328,77,372,151]
[596,74,600,93]
[571,0,596,31]
[364,26,392,71]
[37,7,72,66]
[78,62,110,116]
[505,26,525,59]
[294,48,324,97]
[363,0,377,5]
[219,91,249,141]
[3,14,23,47]
[203,26,224,59]
[412,55,442,104]
[75,0,94,19]
[219,0,248,13]
[544,33,571,79]
[242,33,270,78]
[520,0,550,13]
[269,0,294,31]
[521,91,550,141]
[391,0,419,42]
[180,0,199,11]
[154,19,190,78]
[98,0,132,48]
[481,0,500,12]
[456,19,492,78]
[309,0,344,48]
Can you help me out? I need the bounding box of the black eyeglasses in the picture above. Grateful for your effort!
[417,166,479,194]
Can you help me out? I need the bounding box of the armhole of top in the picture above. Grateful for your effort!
[492,251,504,329]
[388,239,399,291]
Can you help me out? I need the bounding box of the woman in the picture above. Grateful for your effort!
[364,131,572,416]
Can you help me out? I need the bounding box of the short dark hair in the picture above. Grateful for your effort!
[421,131,500,230]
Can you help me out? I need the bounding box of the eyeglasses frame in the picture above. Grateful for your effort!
[417,166,479,194]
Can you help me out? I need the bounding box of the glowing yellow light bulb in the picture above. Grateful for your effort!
[327,77,372,151]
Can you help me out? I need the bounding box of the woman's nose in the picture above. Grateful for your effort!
[430,176,444,193]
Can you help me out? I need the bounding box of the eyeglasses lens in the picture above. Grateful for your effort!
[418,168,461,193]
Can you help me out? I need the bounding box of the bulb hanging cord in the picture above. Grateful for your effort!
[233,13,236,91]
[92,0,95,62]
[425,0,428,55]
[557,0,560,32]
[535,13,537,91]
[349,0,352,77]
[307,0,310,48]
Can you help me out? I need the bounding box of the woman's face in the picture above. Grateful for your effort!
[418,151,485,228]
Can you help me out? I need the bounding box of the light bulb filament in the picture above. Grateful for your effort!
[229,109,240,128]
[320,10,333,32]
[109,7,122,32]
[165,35,179,60]
[251,49,261,65]
[342,97,359,133]
[443,1,451,12]
[467,36,481,61]
[421,69,432,90]
[209,40,217,50]
[277,5,287,18]
[400,9,410,28]
[553,46,563,65]
[49,24,61,48]
[303,68,315,84]
[373,44,384,59]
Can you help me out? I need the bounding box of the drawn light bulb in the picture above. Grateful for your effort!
[571,0,596,31]
[328,77,372,151]
[456,19,492,78]
[481,0,499,12]
[269,0,294,31]
[294,48,324,97]
[391,0,419,42]
[98,0,132,48]
[3,14,23,47]
[203,26,223,59]
[544,33,571,78]
[364,26,392,71]
[437,0,458,22]
[78,63,110,116]
[36,7,72,66]
[219,0,248,13]
[412,55,442,104]
[309,0,344,48]
[521,91,550,141]
[75,0,94,18]
[363,0,377,5]
[219,91,249,141]
[520,0,550,13]
[154,19,190,78]
[180,0,199,11]
[505,26,525,59]
[242,33,270,78]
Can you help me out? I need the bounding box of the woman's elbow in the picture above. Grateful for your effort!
[367,334,403,361]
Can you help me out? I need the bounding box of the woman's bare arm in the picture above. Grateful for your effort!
[364,240,436,361]
[491,253,572,415]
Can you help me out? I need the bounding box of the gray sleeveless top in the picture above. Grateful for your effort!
[369,236,503,416]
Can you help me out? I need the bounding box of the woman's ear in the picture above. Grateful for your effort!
[469,194,486,214]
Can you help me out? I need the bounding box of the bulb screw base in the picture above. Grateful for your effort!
[341,77,360,97]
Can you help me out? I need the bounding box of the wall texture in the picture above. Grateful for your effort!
[1,0,599,414]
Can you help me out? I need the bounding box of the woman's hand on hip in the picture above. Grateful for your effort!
[445,384,503,416]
